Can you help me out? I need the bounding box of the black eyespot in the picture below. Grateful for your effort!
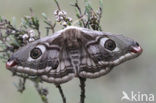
[104,39,116,51]
[30,48,42,59]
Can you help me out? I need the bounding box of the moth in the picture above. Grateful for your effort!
[6,26,142,84]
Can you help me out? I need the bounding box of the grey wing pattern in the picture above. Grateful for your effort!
[41,47,75,84]
[78,30,112,78]
[78,44,112,78]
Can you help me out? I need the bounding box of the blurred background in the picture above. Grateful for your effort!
[0,0,156,103]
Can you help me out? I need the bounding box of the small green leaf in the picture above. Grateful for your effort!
[84,0,92,12]
[42,13,47,19]
[12,16,16,27]
[99,0,103,9]
[84,0,92,19]
[0,16,2,22]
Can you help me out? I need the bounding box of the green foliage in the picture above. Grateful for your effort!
[73,0,103,30]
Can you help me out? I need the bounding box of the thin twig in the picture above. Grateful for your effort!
[29,8,34,17]
[18,77,26,93]
[29,8,41,38]
[75,0,82,15]
[50,23,56,33]
[79,77,86,103]
[13,77,27,93]
[72,0,86,27]
[37,29,41,38]
[54,0,61,10]
[97,7,102,26]
[56,85,66,103]
[44,21,56,34]
[12,73,48,103]
[97,7,102,31]
[34,81,49,103]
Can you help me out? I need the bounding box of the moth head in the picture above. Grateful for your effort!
[93,34,143,66]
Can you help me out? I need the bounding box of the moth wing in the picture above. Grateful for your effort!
[41,45,75,84]
[78,30,112,78]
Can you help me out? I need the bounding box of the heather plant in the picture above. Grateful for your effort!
[0,0,103,103]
